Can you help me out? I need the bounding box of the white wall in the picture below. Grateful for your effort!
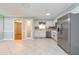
[4,17,13,40]
[0,16,4,40]
[22,18,26,40]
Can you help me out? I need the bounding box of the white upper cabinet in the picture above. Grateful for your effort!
[46,21,53,27]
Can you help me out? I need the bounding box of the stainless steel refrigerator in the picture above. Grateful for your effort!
[57,13,79,55]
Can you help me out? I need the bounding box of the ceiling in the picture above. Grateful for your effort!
[0,3,74,19]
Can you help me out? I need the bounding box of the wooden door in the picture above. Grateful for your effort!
[15,22,22,40]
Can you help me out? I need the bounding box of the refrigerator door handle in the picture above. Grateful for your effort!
[58,27,60,32]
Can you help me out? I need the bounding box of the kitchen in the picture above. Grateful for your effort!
[34,19,57,41]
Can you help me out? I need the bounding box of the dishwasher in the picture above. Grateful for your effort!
[46,30,51,38]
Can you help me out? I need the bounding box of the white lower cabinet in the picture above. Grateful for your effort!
[35,30,46,38]
[51,31,57,41]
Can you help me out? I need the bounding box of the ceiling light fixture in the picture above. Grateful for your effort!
[46,13,51,16]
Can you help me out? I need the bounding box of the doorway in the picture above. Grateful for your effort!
[14,20,22,40]
[26,20,31,39]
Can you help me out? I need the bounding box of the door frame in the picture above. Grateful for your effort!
[13,19,22,40]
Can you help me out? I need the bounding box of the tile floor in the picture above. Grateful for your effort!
[0,39,67,55]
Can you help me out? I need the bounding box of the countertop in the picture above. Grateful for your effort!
[35,29,57,31]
